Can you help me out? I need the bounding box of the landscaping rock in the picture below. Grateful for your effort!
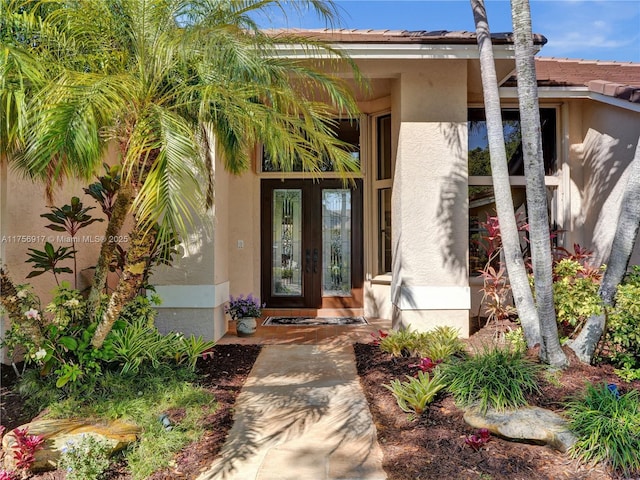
[2,418,140,472]
[463,406,577,452]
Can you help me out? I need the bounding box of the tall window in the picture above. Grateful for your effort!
[261,119,360,172]
[468,108,558,274]
[375,114,392,274]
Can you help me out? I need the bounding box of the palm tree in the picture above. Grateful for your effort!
[3,0,362,347]
[470,0,542,348]
[510,0,567,367]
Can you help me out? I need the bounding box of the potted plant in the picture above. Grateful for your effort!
[225,294,263,337]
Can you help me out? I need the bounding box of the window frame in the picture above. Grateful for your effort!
[467,104,563,277]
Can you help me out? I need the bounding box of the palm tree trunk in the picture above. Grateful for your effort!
[471,0,542,348]
[90,225,156,348]
[86,186,134,320]
[510,0,567,367]
[569,138,640,363]
[0,267,21,319]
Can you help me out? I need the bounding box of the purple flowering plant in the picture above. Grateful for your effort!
[225,294,264,320]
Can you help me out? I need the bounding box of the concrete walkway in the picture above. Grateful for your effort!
[196,344,387,480]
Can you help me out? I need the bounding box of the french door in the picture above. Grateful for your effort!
[261,179,363,309]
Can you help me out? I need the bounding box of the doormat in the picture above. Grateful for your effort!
[263,316,368,326]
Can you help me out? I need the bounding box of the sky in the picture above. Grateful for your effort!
[255,0,640,63]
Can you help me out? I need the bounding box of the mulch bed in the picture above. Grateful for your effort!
[354,324,640,480]
[2,329,640,480]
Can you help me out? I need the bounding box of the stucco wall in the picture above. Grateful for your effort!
[391,60,471,336]
[2,172,109,299]
[226,164,262,301]
[568,100,640,266]
[151,143,229,341]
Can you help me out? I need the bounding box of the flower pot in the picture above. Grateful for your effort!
[236,317,257,337]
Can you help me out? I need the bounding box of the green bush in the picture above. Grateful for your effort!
[566,383,640,476]
[552,259,602,337]
[442,346,541,414]
[383,370,446,416]
[606,266,640,372]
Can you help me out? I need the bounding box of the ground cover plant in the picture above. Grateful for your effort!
[442,345,541,413]
[1,344,261,479]
[566,382,640,477]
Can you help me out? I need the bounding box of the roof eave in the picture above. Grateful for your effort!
[273,42,539,60]
[499,86,640,112]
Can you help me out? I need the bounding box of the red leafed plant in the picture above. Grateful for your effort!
[370,329,389,346]
[409,357,442,373]
[0,470,18,480]
[11,427,45,471]
[465,428,491,450]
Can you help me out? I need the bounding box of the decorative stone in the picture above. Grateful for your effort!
[463,405,577,452]
[2,418,140,472]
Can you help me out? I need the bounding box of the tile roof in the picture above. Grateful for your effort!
[531,57,640,104]
[266,28,547,45]
[267,29,640,105]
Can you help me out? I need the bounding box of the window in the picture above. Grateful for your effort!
[375,114,392,274]
[261,119,360,172]
[468,108,558,274]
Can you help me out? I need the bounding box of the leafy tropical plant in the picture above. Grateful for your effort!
[9,427,45,472]
[420,326,466,361]
[383,370,447,416]
[25,242,74,285]
[83,164,122,220]
[566,382,640,476]
[378,326,465,361]
[442,346,541,414]
[40,197,104,287]
[378,328,421,357]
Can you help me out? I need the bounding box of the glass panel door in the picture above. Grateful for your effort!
[322,189,351,296]
[261,179,363,309]
[272,189,302,296]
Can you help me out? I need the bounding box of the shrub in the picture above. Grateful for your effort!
[58,434,112,480]
[552,258,602,338]
[383,370,446,416]
[442,346,541,414]
[503,326,527,353]
[605,266,640,372]
[566,383,640,476]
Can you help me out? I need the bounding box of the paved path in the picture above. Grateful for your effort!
[196,344,387,480]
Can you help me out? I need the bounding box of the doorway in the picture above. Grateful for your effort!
[261,179,363,309]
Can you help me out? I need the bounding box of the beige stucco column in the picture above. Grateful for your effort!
[151,145,230,342]
[391,60,471,337]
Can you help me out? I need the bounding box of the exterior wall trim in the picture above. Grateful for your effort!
[153,283,229,309]
[394,285,471,310]
[274,43,521,60]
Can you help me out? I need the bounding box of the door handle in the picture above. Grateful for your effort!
[305,249,311,273]
[312,248,319,274]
